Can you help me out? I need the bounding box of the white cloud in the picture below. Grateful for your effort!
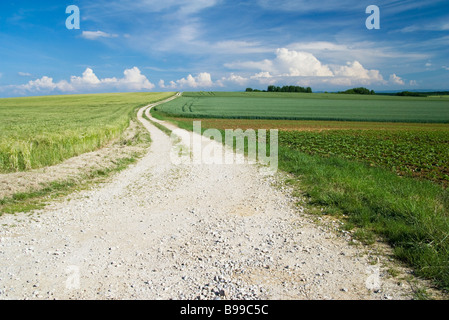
[287,41,428,66]
[22,76,59,92]
[81,31,119,40]
[223,73,248,85]
[443,66,449,71]
[332,61,384,83]
[119,67,155,90]
[400,20,449,33]
[70,68,101,86]
[18,72,32,77]
[15,67,154,94]
[132,0,219,14]
[174,0,219,16]
[87,0,220,20]
[250,72,272,79]
[249,72,277,85]
[216,73,249,87]
[410,80,418,86]
[389,74,405,86]
[213,40,273,55]
[225,60,272,72]
[274,48,333,77]
[225,48,385,87]
[258,0,445,15]
[158,79,167,88]
[168,72,215,89]
[225,48,333,77]
[257,0,354,13]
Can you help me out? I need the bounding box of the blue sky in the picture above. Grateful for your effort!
[0,0,448,97]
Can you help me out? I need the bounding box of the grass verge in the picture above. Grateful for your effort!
[0,156,139,215]
[279,147,449,291]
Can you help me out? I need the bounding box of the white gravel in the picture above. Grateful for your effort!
[0,97,422,300]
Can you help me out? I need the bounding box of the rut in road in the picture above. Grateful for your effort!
[0,96,420,300]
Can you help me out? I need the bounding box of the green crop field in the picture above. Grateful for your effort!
[156,92,449,123]
[279,129,449,187]
[0,92,174,172]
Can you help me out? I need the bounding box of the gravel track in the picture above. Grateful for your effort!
[0,96,421,300]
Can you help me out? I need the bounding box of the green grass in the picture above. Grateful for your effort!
[157,92,449,123]
[143,109,173,136]
[278,147,449,291]
[0,92,175,172]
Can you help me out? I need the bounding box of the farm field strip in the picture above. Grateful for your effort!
[157,92,449,123]
[0,92,175,172]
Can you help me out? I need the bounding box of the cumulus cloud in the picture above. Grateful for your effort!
[389,74,405,85]
[331,61,384,84]
[166,72,215,89]
[118,67,155,90]
[70,68,102,86]
[158,79,167,88]
[274,48,333,77]
[15,67,154,94]
[225,48,332,77]
[216,73,249,87]
[21,76,70,92]
[225,48,386,87]
[81,31,119,40]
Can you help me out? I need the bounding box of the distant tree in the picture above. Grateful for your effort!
[396,91,427,97]
[338,87,374,95]
[266,85,312,93]
[245,88,253,92]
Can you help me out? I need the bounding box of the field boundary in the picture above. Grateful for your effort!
[153,110,449,124]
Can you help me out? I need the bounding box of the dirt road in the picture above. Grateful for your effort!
[0,96,421,300]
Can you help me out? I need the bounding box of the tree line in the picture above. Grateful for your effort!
[245,85,313,93]
[337,87,375,95]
